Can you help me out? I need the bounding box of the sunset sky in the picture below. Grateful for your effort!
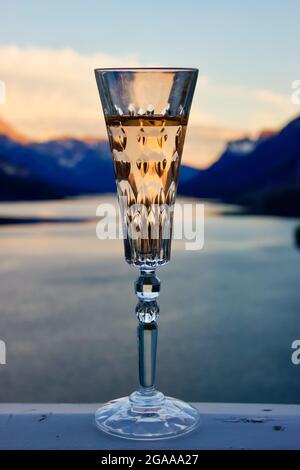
[0,0,299,167]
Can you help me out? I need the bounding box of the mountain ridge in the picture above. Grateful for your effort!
[0,116,29,144]
[0,116,200,200]
[181,114,300,215]
[1,115,299,215]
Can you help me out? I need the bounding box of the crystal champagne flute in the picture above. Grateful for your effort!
[94,68,199,439]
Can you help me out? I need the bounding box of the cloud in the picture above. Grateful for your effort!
[253,89,292,110]
[183,123,244,168]
[0,45,297,167]
[192,78,296,131]
[0,45,140,138]
[201,81,292,110]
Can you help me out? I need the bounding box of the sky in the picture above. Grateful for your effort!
[0,0,299,167]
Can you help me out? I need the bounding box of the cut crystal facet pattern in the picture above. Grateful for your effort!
[107,115,187,267]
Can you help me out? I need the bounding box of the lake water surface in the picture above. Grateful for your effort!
[0,196,299,404]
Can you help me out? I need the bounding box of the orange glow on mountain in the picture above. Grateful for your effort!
[0,115,29,144]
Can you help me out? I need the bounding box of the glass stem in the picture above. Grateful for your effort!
[138,322,158,393]
[135,269,160,396]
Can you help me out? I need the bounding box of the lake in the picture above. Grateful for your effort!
[0,196,299,404]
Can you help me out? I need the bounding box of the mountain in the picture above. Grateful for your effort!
[0,116,28,144]
[0,117,200,200]
[0,134,115,200]
[178,165,200,184]
[182,115,300,215]
[2,114,299,214]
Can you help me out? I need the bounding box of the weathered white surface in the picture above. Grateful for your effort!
[0,403,299,450]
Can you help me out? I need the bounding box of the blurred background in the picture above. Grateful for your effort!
[0,0,299,404]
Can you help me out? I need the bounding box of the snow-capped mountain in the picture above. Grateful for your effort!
[0,117,199,200]
[182,116,300,198]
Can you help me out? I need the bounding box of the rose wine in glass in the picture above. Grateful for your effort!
[107,114,187,267]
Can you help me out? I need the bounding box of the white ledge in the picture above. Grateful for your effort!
[0,403,299,450]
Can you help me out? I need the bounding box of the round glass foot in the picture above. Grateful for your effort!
[95,391,200,440]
